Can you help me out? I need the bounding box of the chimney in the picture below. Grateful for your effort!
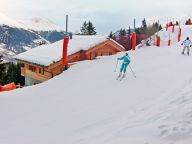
[62,37,69,70]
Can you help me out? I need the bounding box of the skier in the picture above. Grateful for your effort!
[181,37,192,55]
[117,53,131,80]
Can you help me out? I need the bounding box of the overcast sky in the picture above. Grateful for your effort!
[0,0,192,34]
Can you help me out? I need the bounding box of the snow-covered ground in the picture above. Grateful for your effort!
[1,26,192,144]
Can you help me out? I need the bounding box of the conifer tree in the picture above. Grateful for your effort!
[109,32,113,38]
[87,21,97,35]
[80,21,88,35]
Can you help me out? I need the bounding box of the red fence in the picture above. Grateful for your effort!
[113,34,151,51]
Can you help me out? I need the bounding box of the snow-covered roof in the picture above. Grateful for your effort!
[15,35,124,66]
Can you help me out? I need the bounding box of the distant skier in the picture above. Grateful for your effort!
[181,37,192,56]
[116,53,131,80]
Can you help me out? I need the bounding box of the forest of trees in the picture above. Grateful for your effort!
[0,63,24,86]
[135,18,162,35]
[108,18,163,50]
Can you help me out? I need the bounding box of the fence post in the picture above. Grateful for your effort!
[132,32,136,50]
[166,24,168,31]
[172,25,175,33]
[156,35,160,47]
[62,37,69,69]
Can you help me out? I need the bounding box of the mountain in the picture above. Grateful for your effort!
[0,13,66,63]
[0,25,192,144]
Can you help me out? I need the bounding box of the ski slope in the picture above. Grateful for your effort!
[145,25,192,47]
[1,27,192,144]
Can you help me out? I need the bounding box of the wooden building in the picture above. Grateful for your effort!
[15,35,125,86]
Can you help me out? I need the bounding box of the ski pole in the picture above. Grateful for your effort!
[114,60,119,72]
[129,65,136,78]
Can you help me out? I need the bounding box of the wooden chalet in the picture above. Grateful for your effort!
[15,35,125,86]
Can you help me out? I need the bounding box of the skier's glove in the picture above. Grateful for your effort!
[181,43,183,46]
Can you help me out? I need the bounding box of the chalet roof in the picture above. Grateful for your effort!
[15,35,125,67]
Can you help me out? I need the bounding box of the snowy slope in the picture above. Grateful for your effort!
[0,13,22,28]
[18,17,64,31]
[1,27,192,144]
[143,25,192,47]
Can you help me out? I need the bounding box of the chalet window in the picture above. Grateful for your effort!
[29,65,36,72]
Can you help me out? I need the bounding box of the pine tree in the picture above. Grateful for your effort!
[80,21,88,35]
[0,64,6,85]
[119,29,126,36]
[2,63,24,85]
[109,32,113,38]
[128,26,131,35]
[87,21,97,35]
[142,18,147,28]
[141,18,148,34]
[175,21,179,26]
[158,24,162,31]
[189,19,192,25]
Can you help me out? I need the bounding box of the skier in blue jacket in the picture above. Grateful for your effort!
[117,53,131,79]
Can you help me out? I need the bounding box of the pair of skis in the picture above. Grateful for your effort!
[116,74,126,81]
[182,52,190,56]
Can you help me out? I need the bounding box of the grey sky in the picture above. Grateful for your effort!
[0,0,192,34]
